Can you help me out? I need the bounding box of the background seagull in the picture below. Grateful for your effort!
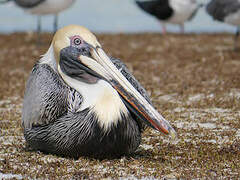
[0,0,76,34]
[207,0,240,50]
[135,0,202,33]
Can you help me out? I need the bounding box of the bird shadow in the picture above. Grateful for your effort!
[22,142,170,164]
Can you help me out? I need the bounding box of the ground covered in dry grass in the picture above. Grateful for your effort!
[0,32,240,179]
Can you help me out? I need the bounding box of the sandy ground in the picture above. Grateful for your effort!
[0,32,240,179]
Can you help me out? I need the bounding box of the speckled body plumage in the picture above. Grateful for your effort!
[23,58,147,158]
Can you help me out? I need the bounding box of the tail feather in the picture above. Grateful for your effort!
[135,0,173,20]
[135,0,160,15]
[187,3,204,21]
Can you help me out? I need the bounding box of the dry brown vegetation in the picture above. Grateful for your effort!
[0,32,240,179]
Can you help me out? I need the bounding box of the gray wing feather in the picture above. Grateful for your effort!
[23,58,151,129]
[207,0,240,21]
[110,57,152,104]
[22,63,69,129]
[15,0,45,8]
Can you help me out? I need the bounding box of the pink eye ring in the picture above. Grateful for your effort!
[71,35,83,46]
[73,38,82,45]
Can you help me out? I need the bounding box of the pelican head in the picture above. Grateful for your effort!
[51,25,176,138]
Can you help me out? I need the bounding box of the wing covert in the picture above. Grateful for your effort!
[22,63,69,129]
[136,0,173,20]
[15,0,45,8]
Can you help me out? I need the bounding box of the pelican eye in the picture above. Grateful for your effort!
[70,36,83,47]
[74,38,82,45]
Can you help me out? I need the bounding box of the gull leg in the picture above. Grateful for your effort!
[37,16,42,45]
[161,23,167,34]
[54,14,58,34]
[37,16,41,35]
[180,24,184,34]
[234,27,240,51]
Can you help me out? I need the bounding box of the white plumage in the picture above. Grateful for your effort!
[24,0,75,15]
[167,0,199,24]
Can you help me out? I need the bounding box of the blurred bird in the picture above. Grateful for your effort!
[207,0,240,50]
[135,0,202,33]
[0,0,76,34]
[22,25,176,159]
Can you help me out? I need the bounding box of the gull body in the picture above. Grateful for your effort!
[135,0,201,33]
[21,0,76,15]
[207,0,240,49]
[22,25,176,159]
[2,0,76,33]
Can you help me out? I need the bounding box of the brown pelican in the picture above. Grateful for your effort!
[207,0,240,50]
[0,0,76,33]
[135,0,202,33]
[22,25,176,159]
